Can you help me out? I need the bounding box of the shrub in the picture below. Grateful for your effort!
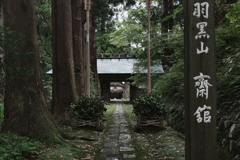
[153,61,184,102]
[132,94,166,118]
[70,95,107,119]
[0,133,41,160]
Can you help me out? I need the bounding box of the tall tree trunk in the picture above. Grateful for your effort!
[90,17,100,95]
[161,0,174,70]
[72,0,88,96]
[52,0,77,124]
[85,9,91,97]
[72,0,84,96]
[162,0,168,33]
[168,0,174,30]
[2,0,62,143]
[71,0,89,96]
[81,24,88,96]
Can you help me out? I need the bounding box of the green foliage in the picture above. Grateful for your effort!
[225,1,240,24]
[35,0,52,59]
[97,32,126,54]
[132,94,166,118]
[0,56,4,100]
[94,0,129,54]
[151,23,184,101]
[34,0,52,99]
[70,96,107,118]
[217,54,240,116]
[0,134,41,160]
[109,8,147,57]
[0,101,3,129]
[109,17,145,50]
[166,102,185,133]
[153,60,184,102]
[215,3,240,118]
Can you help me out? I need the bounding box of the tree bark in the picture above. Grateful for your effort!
[168,0,174,30]
[52,0,78,124]
[161,0,174,70]
[162,0,169,33]
[72,0,84,96]
[2,0,62,143]
[90,16,100,95]
[71,0,88,96]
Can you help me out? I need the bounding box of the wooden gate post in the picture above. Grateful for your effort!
[184,0,216,159]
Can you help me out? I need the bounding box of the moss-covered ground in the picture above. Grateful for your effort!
[1,103,185,160]
[37,104,116,160]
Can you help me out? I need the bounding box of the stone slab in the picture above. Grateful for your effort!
[105,157,121,160]
[120,146,135,152]
[119,134,132,143]
[123,154,136,159]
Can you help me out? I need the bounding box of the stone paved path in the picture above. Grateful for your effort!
[103,103,136,160]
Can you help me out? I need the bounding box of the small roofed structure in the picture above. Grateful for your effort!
[47,58,164,101]
[97,58,163,101]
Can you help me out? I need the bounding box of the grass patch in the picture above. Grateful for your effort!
[122,104,135,118]
[123,104,185,160]
[104,103,116,117]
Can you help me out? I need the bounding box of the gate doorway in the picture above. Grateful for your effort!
[110,81,130,101]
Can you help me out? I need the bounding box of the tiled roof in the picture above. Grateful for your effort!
[98,58,135,74]
[46,58,164,75]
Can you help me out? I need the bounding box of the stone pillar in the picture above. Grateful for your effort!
[101,81,110,101]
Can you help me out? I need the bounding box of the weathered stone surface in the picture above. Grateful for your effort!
[104,141,119,148]
[123,154,136,159]
[107,134,119,139]
[119,142,133,148]
[120,146,135,152]
[103,148,119,155]
[120,124,129,133]
[119,134,132,143]
[120,119,128,124]
[108,128,120,135]
[105,157,121,160]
